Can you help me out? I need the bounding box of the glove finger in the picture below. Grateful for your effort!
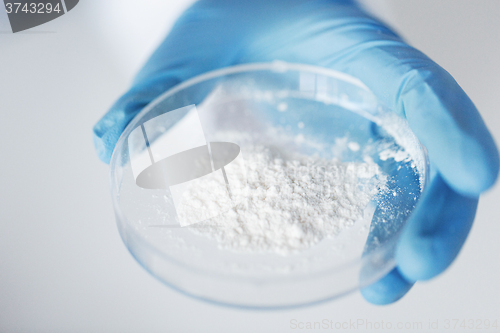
[342,49,499,197]
[360,267,414,305]
[396,173,478,281]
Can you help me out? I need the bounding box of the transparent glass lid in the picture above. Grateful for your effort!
[110,62,429,308]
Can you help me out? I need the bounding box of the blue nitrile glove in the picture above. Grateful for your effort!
[93,0,499,304]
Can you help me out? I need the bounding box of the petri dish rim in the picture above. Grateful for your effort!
[109,61,430,307]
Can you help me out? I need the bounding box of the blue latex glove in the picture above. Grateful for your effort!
[93,0,499,304]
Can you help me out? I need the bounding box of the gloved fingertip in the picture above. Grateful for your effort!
[472,146,500,194]
[395,176,478,281]
[93,132,112,164]
[442,141,500,197]
[361,268,414,305]
[396,225,473,282]
[396,234,441,282]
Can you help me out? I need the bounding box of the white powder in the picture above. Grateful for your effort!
[177,138,386,255]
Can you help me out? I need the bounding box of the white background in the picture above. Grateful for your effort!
[1,1,499,332]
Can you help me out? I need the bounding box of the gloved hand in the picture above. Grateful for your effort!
[93,0,499,304]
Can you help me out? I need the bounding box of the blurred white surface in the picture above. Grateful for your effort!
[89,0,195,79]
[0,0,499,332]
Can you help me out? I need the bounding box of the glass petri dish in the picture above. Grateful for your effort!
[110,62,429,309]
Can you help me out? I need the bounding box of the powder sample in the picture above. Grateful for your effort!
[177,141,386,255]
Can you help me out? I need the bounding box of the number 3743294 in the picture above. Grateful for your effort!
[5,2,62,14]
[444,319,498,330]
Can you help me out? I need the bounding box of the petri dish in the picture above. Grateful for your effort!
[109,62,429,309]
